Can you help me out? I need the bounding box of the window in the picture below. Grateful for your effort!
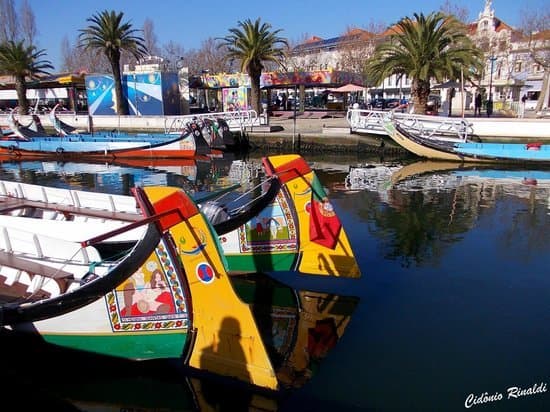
[514,61,522,72]
[527,91,540,100]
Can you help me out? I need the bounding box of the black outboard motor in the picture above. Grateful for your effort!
[200,201,230,225]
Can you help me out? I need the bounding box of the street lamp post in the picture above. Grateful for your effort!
[201,69,210,111]
[487,55,497,116]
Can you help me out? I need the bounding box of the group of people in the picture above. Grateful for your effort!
[474,92,529,118]
[474,92,492,117]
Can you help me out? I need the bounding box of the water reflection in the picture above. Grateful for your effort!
[331,159,550,267]
[232,274,359,389]
[1,272,359,411]
[0,156,242,196]
[0,154,548,411]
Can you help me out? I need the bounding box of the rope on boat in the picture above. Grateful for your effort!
[227,176,275,215]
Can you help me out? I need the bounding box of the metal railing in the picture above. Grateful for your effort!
[165,110,259,133]
[346,108,473,141]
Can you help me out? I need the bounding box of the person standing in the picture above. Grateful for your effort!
[519,94,527,118]
[474,93,482,116]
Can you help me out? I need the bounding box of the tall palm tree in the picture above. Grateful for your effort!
[0,40,53,114]
[365,12,483,114]
[218,18,287,114]
[78,10,148,115]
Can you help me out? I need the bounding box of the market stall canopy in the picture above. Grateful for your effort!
[328,83,365,93]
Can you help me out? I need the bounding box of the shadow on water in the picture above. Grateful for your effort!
[0,270,360,412]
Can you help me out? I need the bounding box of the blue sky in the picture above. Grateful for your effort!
[27,0,547,71]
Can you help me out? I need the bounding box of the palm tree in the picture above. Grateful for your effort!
[218,18,287,114]
[365,12,483,114]
[0,40,53,114]
[78,10,148,115]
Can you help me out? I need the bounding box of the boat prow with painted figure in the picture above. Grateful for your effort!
[211,154,361,277]
[0,177,360,391]
[0,184,185,325]
[0,183,277,389]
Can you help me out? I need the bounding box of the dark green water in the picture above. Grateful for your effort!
[0,154,548,411]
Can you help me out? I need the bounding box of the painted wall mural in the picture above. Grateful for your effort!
[85,74,118,115]
[85,71,181,116]
[222,87,248,111]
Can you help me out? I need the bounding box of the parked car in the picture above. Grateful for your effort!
[386,98,401,109]
[372,98,387,109]
[425,95,441,115]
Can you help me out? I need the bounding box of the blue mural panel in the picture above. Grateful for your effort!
[86,71,181,116]
[125,72,163,115]
[85,74,118,115]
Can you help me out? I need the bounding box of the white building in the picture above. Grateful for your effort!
[288,0,550,114]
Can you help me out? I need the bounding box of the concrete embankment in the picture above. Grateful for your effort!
[245,115,406,155]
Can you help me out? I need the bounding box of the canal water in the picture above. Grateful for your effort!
[0,153,548,411]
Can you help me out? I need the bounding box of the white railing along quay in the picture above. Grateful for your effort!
[346,108,473,140]
[165,109,260,133]
[0,109,260,134]
[346,108,550,140]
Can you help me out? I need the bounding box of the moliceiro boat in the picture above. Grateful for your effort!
[2,108,211,159]
[215,155,360,277]
[0,155,361,278]
[0,157,360,390]
[0,185,180,325]
[383,119,550,164]
[0,184,281,389]
[49,104,247,153]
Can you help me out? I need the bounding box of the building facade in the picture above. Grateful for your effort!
[288,0,550,114]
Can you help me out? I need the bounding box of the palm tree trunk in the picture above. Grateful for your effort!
[15,76,29,114]
[110,60,129,116]
[535,69,549,112]
[411,79,431,115]
[248,68,261,114]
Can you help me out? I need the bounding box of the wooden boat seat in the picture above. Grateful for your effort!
[0,215,143,243]
[0,224,106,299]
[0,254,74,299]
[0,196,140,222]
[0,226,101,263]
[0,250,73,279]
[0,180,140,222]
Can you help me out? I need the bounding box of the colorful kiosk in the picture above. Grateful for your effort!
[194,69,364,113]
